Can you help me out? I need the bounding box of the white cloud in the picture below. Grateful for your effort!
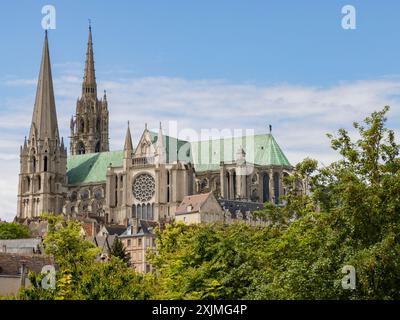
[0,160,19,222]
[0,70,399,221]
[3,78,37,86]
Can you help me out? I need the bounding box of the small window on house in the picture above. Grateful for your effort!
[127,239,131,246]
[138,238,142,246]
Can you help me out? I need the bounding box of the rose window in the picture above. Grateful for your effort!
[132,174,155,202]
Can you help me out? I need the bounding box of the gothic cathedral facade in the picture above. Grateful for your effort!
[16,28,293,226]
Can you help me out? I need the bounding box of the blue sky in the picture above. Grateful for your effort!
[1,0,400,220]
[1,0,400,84]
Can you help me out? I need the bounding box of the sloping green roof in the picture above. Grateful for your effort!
[191,134,291,172]
[67,150,124,186]
[66,133,290,185]
[148,131,192,163]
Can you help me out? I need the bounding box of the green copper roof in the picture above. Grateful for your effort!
[66,133,290,185]
[191,134,291,172]
[67,150,124,186]
[149,131,192,163]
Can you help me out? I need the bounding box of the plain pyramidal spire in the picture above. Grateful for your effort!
[124,121,133,151]
[29,30,59,140]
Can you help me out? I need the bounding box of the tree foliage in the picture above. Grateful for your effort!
[0,222,31,239]
[19,216,152,300]
[147,222,278,299]
[14,107,400,300]
[148,107,400,300]
[109,237,130,265]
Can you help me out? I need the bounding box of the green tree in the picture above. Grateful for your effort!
[109,237,130,265]
[147,222,276,299]
[249,106,400,299]
[0,222,31,239]
[19,216,152,300]
[16,107,400,300]
[253,157,318,226]
[42,215,99,276]
[148,107,400,300]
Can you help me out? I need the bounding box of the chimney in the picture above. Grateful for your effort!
[131,218,139,234]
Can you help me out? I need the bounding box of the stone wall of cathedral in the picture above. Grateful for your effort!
[64,183,107,223]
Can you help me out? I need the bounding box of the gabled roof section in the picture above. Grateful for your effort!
[136,220,158,236]
[176,192,216,215]
[120,220,158,237]
[102,225,126,236]
[191,134,291,172]
[67,150,123,186]
[0,253,55,276]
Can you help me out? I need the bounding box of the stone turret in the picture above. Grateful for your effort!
[123,122,133,170]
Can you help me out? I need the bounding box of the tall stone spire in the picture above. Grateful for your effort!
[29,31,59,141]
[17,31,67,221]
[82,23,96,96]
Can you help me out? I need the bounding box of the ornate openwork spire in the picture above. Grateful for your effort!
[82,23,96,96]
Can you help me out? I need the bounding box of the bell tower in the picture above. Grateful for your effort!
[17,31,67,220]
[70,24,109,155]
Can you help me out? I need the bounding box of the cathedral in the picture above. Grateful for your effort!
[16,27,293,227]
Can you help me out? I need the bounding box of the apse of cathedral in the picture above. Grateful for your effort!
[16,27,293,226]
